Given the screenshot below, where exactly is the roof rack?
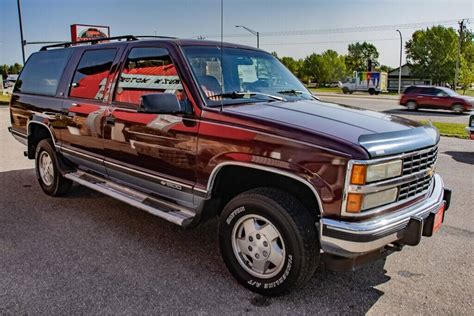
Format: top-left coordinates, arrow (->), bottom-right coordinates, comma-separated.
40,35 -> 138,51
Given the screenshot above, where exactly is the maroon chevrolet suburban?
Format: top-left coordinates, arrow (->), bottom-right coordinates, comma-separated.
9,36 -> 451,296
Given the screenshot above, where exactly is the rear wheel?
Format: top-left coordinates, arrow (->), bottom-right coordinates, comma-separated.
451,104 -> 464,114
35,139 -> 72,196
406,101 -> 418,111
368,88 -> 375,95
218,188 -> 319,296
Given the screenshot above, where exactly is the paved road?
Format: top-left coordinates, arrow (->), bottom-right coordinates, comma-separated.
318,94 -> 471,124
1,107 -> 473,314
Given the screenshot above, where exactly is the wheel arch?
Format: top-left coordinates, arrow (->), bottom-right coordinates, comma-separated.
205,161 -> 324,219
27,120 -> 57,159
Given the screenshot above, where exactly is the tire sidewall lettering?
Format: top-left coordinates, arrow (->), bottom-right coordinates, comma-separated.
226,206 -> 246,225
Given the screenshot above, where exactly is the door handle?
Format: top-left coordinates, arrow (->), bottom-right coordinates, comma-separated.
105,116 -> 115,126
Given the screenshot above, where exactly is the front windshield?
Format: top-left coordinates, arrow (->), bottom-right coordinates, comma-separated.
439,87 -> 457,96
182,46 -> 313,107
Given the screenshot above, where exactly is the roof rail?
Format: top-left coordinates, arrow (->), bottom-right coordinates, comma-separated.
40,35 -> 138,51
134,35 -> 178,39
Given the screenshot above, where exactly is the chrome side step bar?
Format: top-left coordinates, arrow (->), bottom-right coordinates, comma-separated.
64,170 -> 196,226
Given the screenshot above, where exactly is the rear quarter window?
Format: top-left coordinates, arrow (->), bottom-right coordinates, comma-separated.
14,49 -> 72,96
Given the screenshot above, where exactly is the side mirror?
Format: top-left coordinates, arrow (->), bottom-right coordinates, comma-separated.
138,93 -> 186,114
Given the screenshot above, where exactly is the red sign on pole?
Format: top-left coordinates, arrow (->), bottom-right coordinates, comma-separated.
70,24 -> 110,42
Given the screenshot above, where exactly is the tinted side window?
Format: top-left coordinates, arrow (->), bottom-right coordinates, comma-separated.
70,49 -> 117,100
425,88 -> 438,96
403,86 -> 416,94
114,47 -> 184,105
14,49 -> 72,96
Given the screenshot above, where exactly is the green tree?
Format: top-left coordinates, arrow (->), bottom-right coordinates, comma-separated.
320,50 -> 347,83
302,50 -> 347,85
1,63 -> 23,76
8,63 -> 22,74
459,58 -> 474,94
405,26 -> 457,85
345,42 -> 379,72
378,65 -> 393,73
280,56 -> 304,79
302,53 -> 323,84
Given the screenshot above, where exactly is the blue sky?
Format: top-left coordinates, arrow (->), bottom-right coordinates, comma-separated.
1,0 -> 472,67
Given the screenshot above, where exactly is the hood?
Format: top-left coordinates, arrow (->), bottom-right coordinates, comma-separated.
225,99 -> 439,158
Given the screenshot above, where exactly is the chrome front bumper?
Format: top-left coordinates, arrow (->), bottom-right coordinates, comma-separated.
320,174 -> 449,258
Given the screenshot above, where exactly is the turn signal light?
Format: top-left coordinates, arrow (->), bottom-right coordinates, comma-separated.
351,164 -> 367,185
346,193 -> 363,213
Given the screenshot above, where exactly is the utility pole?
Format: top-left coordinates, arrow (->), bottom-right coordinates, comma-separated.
454,19 -> 464,90
396,29 -> 403,94
17,0 -> 26,64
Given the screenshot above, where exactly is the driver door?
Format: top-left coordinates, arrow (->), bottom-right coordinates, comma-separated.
102,45 -> 199,207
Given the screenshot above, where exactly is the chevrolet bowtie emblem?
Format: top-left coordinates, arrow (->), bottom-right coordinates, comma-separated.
427,167 -> 434,177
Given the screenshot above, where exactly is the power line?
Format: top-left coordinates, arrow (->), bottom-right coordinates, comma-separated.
263,37 -> 400,46
190,19 -> 469,39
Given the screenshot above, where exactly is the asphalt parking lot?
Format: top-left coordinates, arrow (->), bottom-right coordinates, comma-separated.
1,106 -> 473,314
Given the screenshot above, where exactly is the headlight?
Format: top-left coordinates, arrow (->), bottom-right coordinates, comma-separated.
346,188 -> 398,213
350,160 -> 402,185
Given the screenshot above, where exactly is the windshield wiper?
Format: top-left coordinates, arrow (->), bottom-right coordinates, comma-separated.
278,89 -> 320,100
212,91 -> 286,102
277,89 -> 307,95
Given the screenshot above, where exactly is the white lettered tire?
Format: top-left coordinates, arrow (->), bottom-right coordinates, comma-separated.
218,188 -> 319,296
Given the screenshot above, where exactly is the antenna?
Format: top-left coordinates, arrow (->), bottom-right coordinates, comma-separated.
220,0 -> 224,112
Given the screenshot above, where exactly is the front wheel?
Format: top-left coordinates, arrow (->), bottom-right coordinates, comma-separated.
451,104 -> 464,114
218,188 -> 319,296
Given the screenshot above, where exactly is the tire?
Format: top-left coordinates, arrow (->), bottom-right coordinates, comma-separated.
406,101 -> 418,111
35,139 -> 72,196
368,88 -> 375,95
218,187 -> 319,296
451,104 -> 464,114
374,91 -> 380,95
342,87 -> 349,94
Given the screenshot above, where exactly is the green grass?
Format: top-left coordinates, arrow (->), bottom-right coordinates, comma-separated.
308,87 -> 341,93
0,94 -> 11,105
420,121 -> 469,139
456,89 -> 474,97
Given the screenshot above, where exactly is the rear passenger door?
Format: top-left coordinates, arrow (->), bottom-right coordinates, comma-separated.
60,47 -> 123,175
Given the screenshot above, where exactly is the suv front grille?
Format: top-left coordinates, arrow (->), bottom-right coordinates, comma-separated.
398,146 -> 438,202
402,146 -> 438,175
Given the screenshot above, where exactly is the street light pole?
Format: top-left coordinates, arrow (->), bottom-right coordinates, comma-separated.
17,0 -> 26,64
235,25 -> 259,48
396,29 -> 403,95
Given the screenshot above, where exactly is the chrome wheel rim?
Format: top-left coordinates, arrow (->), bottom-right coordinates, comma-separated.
407,102 -> 416,110
38,151 -> 54,186
231,214 -> 286,279
453,105 -> 463,113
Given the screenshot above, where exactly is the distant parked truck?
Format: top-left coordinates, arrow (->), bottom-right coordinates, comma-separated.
340,71 -> 388,95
